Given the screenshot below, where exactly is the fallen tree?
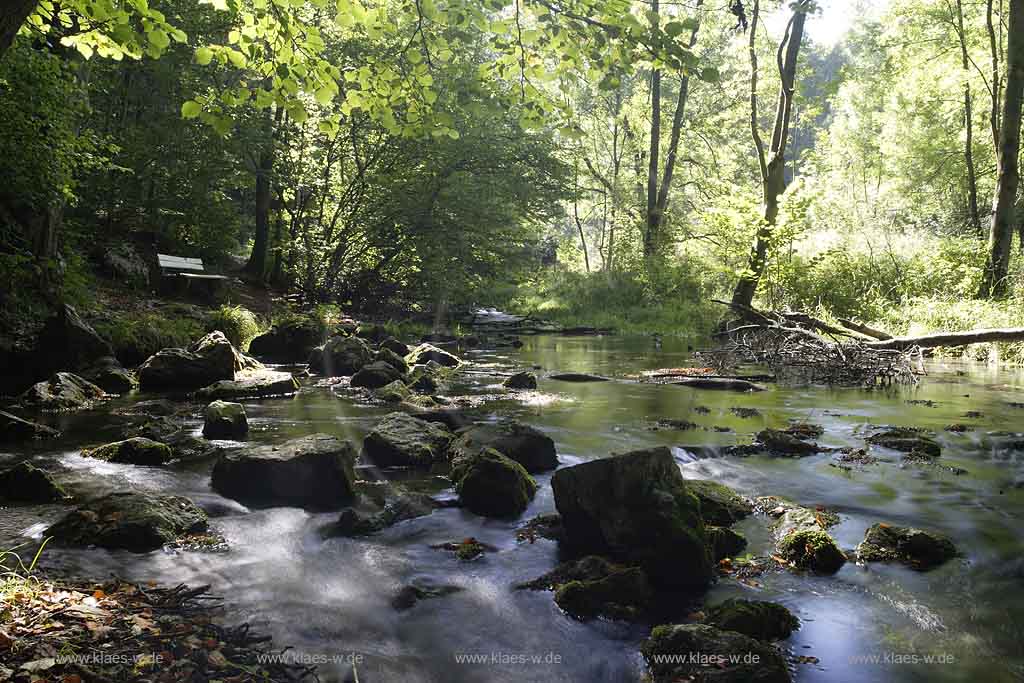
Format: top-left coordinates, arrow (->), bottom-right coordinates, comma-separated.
866,327 -> 1024,350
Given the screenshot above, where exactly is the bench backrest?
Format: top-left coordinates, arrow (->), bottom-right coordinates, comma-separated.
157,254 -> 205,272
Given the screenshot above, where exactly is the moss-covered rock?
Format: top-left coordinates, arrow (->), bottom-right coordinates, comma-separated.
374,348 -> 409,374
46,491 -> 208,552
326,490 -> 440,536
0,462 -> 69,503
351,361 -> 403,389
18,372 -> 107,411
196,371 -> 299,400
757,429 -> 821,456
406,343 -> 461,368
707,526 -> 748,562
778,529 -> 847,573
449,421 -> 558,473
0,410 -> 59,442
856,523 -> 957,570
375,379 -> 412,403
555,566 -> 653,621
307,335 -> 374,376
82,437 -> 173,465
202,400 -> 248,440
704,598 -> 799,641
391,582 -> 463,610
642,623 -> 792,683
551,447 -> 712,591
450,447 -> 536,518
379,337 -> 410,356
684,480 -> 753,526
866,428 -> 941,457
363,412 -> 453,467
407,366 -> 440,393
503,371 -> 538,390
138,331 -> 241,392
248,316 -> 325,362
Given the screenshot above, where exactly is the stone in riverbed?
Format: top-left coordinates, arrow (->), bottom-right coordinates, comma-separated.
138,331 -> 243,392
379,337 -> 410,357
211,434 -> 357,510
405,343 -> 461,368
866,428 -> 941,457
704,598 -> 800,641
362,412 -> 453,467
758,496 -> 846,574
642,624 -> 792,683
375,379 -> 411,403
0,410 -> 60,442
503,371 -> 538,390
518,555 -> 653,621
391,582 -> 463,610
325,489 -> 441,537
674,377 -> 766,392
683,479 -> 752,526
46,491 -> 208,552
856,523 -> 957,570
706,526 -> 748,562
449,421 -> 558,473
18,372 -> 107,411
307,335 -> 374,376
551,447 -> 711,591
374,348 -> 409,374
82,437 -> 173,465
196,370 -> 299,400
757,429 -> 822,457
450,447 -> 537,518
350,361 -> 403,389
80,356 -> 137,394
548,373 -> 608,382
0,462 -> 69,503
248,317 -> 324,362
203,401 -> 248,440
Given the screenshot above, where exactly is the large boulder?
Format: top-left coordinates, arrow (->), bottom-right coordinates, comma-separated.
138,331 -> 240,391
350,361 -> 403,389
0,410 -> 60,442
449,421 -> 558,473
856,523 -> 957,570
706,526 -> 748,562
80,356 -> 137,394
704,599 -> 800,641
18,372 -> 107,411
248,317 -> 324,362
362,412 -> 453,467
551,447 -> 711,590
307,335 -> 374,376
406,343 -> 461,368
379,337 -> 410,356
374,348 -> 409,374
203,401 -> 248,440
196,370 -> 299,400
34,304 -> 114,375
82,437 -> 173,465
101,243 -> 149,285
211,434 -> 358,510
642,624 -> 792,683
46,491 -> 207,552
758,496 -> 846,574
450,447 -> 537,518
684,480 -> 753,526
0,462 -> 69,503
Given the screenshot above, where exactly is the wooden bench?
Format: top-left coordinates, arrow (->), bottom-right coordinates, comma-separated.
157,253 -> 229,298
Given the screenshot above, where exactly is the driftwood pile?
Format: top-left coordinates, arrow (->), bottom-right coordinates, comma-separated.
708,300 -> 1024,386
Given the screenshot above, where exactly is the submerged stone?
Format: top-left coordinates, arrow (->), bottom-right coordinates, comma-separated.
758,496 -> 846,574
866,428 -> 941,457
519,555 -> 653,622
196,371 -> 299,400
757,429 -> 822,456
856,523 -> 957,570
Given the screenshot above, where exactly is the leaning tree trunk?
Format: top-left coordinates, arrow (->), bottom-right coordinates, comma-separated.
0,0 -> 37,62
979,0 -> 1023,298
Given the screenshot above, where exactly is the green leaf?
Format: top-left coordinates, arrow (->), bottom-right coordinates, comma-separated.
195,47 -> 213,65
181,100 -> 203,118
700,66 -> 720,83
315,87 -> 335,105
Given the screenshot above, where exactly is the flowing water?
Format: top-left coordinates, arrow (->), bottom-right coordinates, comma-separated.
3,334 -> 1024,682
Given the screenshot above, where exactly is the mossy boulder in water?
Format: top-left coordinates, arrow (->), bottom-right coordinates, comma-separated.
211,434 -> 357,510
351,361 -> 403,389
706,526 -> 748,561
449,421 -> 558,473
307,335 -> 374,376
46,491 -> 208,552
18,372 -> 107,411
0,462 -> 69,503
705,598 -> 800,641
642,623 -> 792,683
503,371 -> 538,390
450,447 -> 537,517
196,371 -> 299,400
379,337 -> 410,356
406,343 -> 461,368
866,428 -> 941,457
519,555 -> 653,621
684,479 -> 753,526
551,446 -> 712,591
756,429 -> 822,456
82,437 -> 173,465
363,412 -> 453,467
0,410 -> 59,442
374,348 -> 409,374
138,331 -> 242,391
326,489 -> 441,537
758,496 -> 846,574
202,400 -> 248,439
856,523 -> 957,570
375,380 -> 411,403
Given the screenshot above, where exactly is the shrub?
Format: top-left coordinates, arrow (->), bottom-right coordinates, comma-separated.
205,305 -> 261,350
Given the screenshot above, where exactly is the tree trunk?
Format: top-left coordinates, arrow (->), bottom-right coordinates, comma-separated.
955,0 -> 982,233
979,0 -> 1023,298
0,0 -> 37,62
732,2 -> 808,308
866,326 -> 1024,350
643,0 -> 661,262
245,107 -> 282,281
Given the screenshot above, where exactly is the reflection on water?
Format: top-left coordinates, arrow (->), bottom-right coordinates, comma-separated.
2,334 -> 1024,682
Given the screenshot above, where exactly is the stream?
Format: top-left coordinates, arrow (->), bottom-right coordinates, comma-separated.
3,333 -> 1024,682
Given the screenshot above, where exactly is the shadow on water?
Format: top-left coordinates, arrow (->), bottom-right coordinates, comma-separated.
3,333 -> 1024,682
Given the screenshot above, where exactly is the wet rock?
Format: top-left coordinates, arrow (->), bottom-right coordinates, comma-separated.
0,410 -> 60,442
519,555 -> 653,621
756,429 -> 821,456
117,399 -> 179,417
18,372 -> 107,411
81,356 -> 137,394
551,447 -> 711,590
757,496 -> 845,574
47,491 -> 208,552
945,423 -> 970,433
642,623 -> 791,683
363,412 -> 453,467
351,361 -> 403,389
431,537 -> 496,560
449,421 -> 558,473
202,401 -> 248,440
413,408 -> 472,431
707,526 -> 748,562
516,513 -> 564,543
379,337 -> 410,356
866,428 -> 941,458
138,332 -> 241,391
730,407 -> 761,419
450,447 -> 537,518
407,365 -> 441,394
374,348 -> 409,375
82,437 -> 173,466
783,422 -> 823,439
675,377 -> 766,392
196,371 -> 299,400
548,373 -> 608,382
406,343 -> 461,368
375,380 -> 411,403
684,480 -> 753,526
391,582 -> 463,610
326,490 -> 441,536
503,371 -> 538,390
307,335 -> 374,376
0,462 -> 69,503
654,418 -> 698,430
704,598 -> 799,641
856,523 -> 957,570
211,434 -> 357,510
248,317 -> 324,362
122,416 -> 222,461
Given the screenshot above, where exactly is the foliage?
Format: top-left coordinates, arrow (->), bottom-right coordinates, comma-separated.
93,311 -> 207,365
206,304 -> 262,349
